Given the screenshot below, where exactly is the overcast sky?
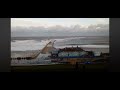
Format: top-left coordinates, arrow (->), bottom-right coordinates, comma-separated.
11,18 -> 109,37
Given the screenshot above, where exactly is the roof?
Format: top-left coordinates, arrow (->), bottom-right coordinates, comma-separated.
59,47 -> 84,52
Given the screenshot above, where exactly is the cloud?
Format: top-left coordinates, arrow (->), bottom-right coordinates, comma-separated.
11,18 -> 109,28
95,18 -> 109,24
11,24 -> 109,37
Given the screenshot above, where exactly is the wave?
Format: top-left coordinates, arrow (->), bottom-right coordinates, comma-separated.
11,40 -> 50,51
11,36 -> 109,51
55,45 -> 109,48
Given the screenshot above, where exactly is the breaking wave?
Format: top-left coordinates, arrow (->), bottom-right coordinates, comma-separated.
11,40 -> 50,51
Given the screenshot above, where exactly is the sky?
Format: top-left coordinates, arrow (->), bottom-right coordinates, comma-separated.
11,18 -> 109,37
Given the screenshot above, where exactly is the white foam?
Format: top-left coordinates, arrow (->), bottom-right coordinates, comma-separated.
11,40 -> 50,51
53,37 -> 86,43
79,45 -> 109,48
55,45 -> 109,49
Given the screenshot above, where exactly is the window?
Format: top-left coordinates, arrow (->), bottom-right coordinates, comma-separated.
69,52 -> 79,56
79,51 -> 87,56
58,52 -> 68,57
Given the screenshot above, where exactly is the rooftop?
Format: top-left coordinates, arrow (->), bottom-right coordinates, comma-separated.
59,46 -> 84,52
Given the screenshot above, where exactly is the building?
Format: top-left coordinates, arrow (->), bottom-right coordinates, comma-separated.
50,46 -> 97,64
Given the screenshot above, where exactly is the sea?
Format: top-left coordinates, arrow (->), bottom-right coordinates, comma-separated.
11,36 -> 109,53
11,36 -> 109,65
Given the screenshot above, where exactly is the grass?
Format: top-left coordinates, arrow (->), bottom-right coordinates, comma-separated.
11,63 -> 108,72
